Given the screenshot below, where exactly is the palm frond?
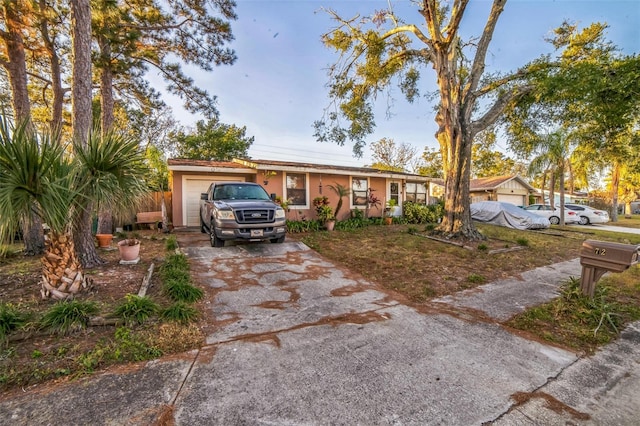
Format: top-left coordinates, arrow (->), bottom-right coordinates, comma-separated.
73,128 -> 151,217
0,118 -> 77,238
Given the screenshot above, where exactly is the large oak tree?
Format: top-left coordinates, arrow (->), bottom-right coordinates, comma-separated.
315,0 -> 535,239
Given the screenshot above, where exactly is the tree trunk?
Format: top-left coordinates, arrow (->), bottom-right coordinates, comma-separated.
38,0 -> 64,132
41,231 -> 89,300
99,38 -> 115,133
433,73 -> 482,240
70,0 -> 92,144
3,2 -> 31,123
73,205 -> 104,268
548,173 -> 556,208
96,36 -> 115,234
97,210 -> 113,235
437,123 -> 483,239
559,168 -> 565,225
70,0 -> 100,266
611,162 -> 620,222
23,214 -> 45,256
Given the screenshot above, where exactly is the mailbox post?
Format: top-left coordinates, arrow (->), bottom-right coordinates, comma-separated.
579,240 -> 640,297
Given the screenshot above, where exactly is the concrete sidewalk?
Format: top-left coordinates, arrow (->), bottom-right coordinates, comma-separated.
0,235 -> 638,425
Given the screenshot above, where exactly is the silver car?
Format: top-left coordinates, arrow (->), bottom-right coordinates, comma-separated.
564,204 -> 610,225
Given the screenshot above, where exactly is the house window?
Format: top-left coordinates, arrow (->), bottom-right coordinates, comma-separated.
406,182 -> 427,204
286,173 -> 307,206
352,178 -> 368,206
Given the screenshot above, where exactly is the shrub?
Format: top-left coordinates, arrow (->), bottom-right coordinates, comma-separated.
161,302 -> 200,324
403,201 -> 444,224
163,253 -> 189,271
0,303 -> 29,345
163,280 -> 204,303
165,235 -> 178,251
516,237 -> 529,246
40,300 -> 99,334
113,294 -> 159,325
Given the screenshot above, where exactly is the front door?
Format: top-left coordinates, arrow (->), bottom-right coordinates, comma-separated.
389,181 -> 401,216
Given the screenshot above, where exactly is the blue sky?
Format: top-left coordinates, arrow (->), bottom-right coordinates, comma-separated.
166,0 -> 640,168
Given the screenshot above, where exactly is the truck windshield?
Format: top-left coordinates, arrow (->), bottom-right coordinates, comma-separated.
213,184 -> 271,201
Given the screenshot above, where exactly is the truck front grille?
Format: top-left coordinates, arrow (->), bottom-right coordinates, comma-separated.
236,209 -> 274,223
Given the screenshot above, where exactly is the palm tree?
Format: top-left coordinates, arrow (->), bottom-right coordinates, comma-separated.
327,183 -> 351,220
73,128 -> 150,267
0,118 -> 149,299
528,130 -> 575,225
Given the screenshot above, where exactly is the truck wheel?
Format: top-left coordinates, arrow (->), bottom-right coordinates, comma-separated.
270,236 -> 285,244
210,232 -> 225,247
209,224 -> 225,247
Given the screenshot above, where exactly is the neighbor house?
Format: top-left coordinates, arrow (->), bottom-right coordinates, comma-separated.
168,158 -> 435,227
469,175 -> 537,205
429,175 -> 538,206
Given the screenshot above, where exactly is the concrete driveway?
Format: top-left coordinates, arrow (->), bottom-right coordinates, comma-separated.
1,230 -> 639,425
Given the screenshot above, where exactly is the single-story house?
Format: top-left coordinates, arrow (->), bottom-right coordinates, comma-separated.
168,158 -> 436,227
469,175 -> 537,205
429,175 -> 538,206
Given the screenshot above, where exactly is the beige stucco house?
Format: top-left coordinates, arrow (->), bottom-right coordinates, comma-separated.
469,175 -> 537,205
168,158 -> 434,227
429,175 -> 538,206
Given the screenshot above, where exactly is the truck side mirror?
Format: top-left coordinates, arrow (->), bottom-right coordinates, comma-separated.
270,193 -> 277,201
200,193 -> 207,200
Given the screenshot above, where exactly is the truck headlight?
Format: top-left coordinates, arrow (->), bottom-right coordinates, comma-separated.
275,208 -> 285,219
216,210 -> 235,220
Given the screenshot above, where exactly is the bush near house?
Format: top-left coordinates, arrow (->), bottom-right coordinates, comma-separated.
403,201 -> 445,224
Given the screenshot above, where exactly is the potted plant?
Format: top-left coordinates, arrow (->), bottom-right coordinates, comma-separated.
117,237 -> 141,262
316,205 -> 336,231
95,233 -> 113,247
384,199 -> 398,225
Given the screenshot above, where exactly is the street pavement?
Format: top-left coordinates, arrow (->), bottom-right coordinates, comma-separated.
0,229 -> 639,425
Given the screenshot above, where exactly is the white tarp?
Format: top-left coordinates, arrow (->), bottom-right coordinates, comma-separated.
471,201 -> 550,230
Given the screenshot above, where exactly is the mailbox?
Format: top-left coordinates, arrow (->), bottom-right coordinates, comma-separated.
579,240 -> 640,297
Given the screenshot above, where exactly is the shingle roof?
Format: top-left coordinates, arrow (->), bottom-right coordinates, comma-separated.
167,159 -> 241,168
168,158 -> 429,180
470,175 -> 535,191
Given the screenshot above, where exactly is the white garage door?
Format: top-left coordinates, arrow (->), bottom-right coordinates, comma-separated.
498,194 -> 525,206
183,177 -> 244,227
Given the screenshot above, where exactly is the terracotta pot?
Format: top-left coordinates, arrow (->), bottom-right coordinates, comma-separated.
117,239 -> 140,261
325,220 -> 336,231
384,217 -> 393,225
96,234 -> 113,247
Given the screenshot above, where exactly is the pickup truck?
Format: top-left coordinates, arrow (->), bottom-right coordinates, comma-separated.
199,182 -> 286,247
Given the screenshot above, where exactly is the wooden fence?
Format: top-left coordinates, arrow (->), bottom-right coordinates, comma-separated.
118,192 -> 172,228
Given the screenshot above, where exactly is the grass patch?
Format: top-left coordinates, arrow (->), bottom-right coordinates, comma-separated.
508,275 -> 640,353
165,235 -> 179,251
113,294 -> 159,325
0,303 -> 30,345
163,280 -> 204,303
298,223 -> 591,301
40,300 -> 99,334
161,302 -> 200,324
467,274 -> 486,284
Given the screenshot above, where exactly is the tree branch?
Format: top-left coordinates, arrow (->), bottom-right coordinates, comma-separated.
443,0 -> 470,44
466,0 -> 506,96
470,85 -> 533,135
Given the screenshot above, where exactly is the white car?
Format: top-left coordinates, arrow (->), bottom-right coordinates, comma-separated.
522,204 -> 581,225
564,204 -> 610,225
